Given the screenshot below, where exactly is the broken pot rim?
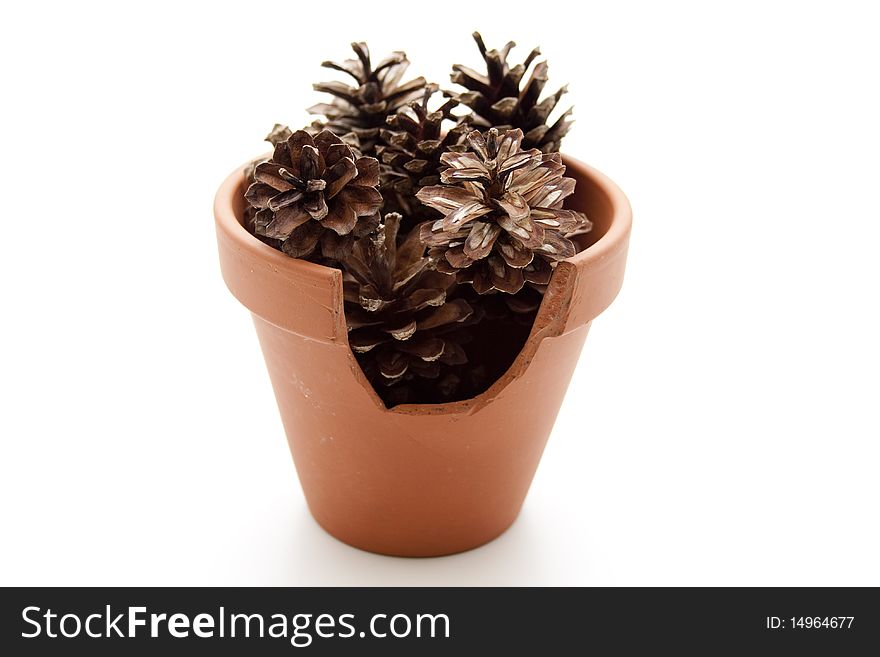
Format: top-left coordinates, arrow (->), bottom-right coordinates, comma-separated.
215,154 -> 631,416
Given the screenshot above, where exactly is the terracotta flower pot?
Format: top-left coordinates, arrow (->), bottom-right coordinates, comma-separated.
214,156 -> 631,557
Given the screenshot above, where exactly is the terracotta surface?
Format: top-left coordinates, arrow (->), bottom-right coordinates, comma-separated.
214,156 -> 632,557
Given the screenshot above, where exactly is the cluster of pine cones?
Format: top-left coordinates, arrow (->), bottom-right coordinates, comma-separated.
244,33 -> 592,406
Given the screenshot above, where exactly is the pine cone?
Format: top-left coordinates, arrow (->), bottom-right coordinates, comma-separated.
416,127 -> 591,294
244,129 -> 382,261
376,88 -> 468,218
308,42 -> 428,154
449,32 -> 572,153
342,213 -> 473,391
378,88 -> 467,186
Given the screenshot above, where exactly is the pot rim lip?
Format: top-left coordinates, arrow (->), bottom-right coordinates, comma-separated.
215,154 -> 631,415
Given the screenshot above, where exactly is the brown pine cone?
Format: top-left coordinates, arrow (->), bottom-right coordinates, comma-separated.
308,42 -> 428,155
378,88 -> 468,185
342,213 -> 473,392
376,87 -> 468,219
244,129 -> 382,261
416,127 -> 591,294
449,32 -> 572,153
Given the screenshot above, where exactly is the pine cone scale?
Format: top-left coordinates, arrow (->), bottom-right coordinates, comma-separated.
463,221 -> 501,260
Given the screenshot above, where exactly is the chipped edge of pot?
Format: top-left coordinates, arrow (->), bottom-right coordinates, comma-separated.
214,155 -> 632,417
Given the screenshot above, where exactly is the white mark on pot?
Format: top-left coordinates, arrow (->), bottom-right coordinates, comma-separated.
319,435 -> 334,445
290,372 -> 313,398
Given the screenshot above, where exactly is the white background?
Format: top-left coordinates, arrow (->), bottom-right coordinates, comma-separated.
1,1 -> 878,586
